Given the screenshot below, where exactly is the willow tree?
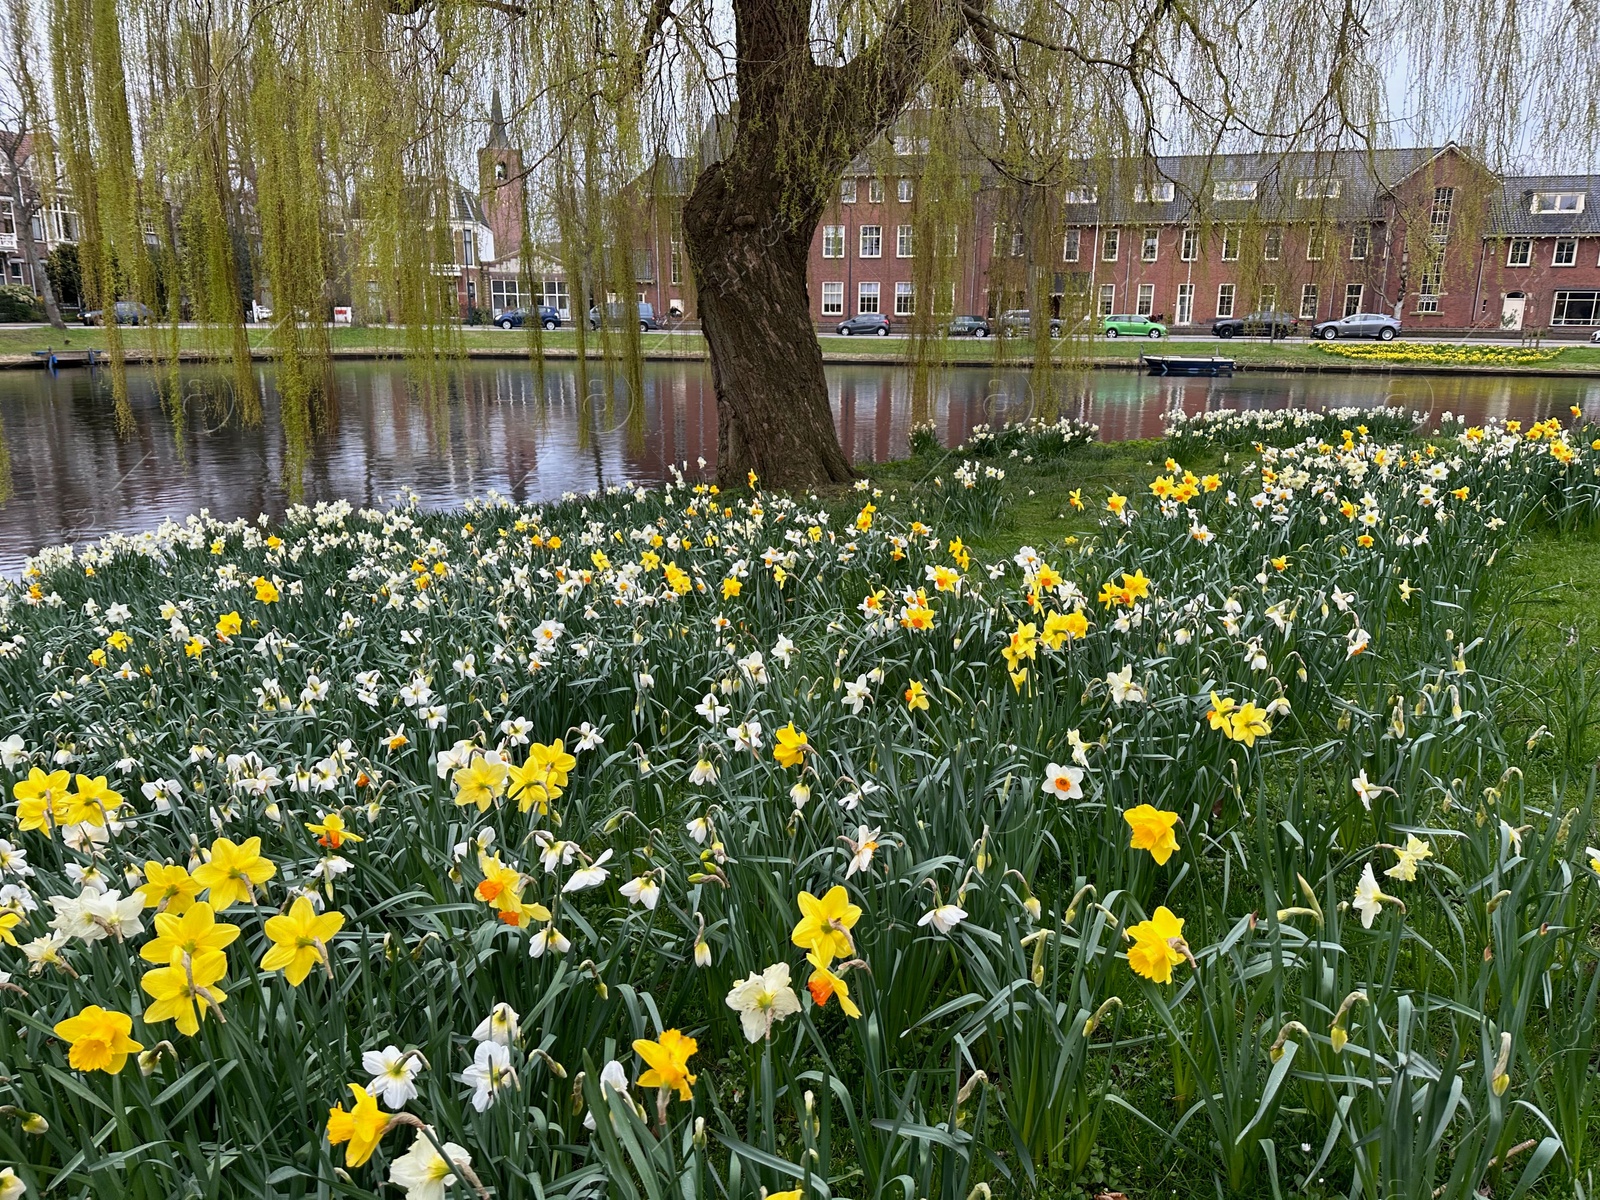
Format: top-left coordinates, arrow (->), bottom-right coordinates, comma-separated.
45,0 -> 1596,487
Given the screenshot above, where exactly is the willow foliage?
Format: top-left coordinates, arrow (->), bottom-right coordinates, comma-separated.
37,0 -> 1600,487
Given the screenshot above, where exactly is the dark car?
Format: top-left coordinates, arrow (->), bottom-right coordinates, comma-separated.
998,309 -> 1062,338
496,305 -> 562,331
1212,310 -> 1301,338
588,302 -> 660,332
948,315 -> 991,338
835,313 -> 891,336
1312,312 -> 1401,341
82,301 -> 155,327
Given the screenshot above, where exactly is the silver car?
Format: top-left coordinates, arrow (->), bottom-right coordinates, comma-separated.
1312,312 -> 1401,341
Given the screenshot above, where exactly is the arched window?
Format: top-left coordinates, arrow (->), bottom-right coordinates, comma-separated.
494,161 -> 507,182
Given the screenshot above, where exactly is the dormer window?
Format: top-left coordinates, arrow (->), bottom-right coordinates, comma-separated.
1531,191 -> 1585,214
1134,181 -> 1174,203
1295,177 -> 1341,199
1062,186 -> 1097,205
1213,180 -> 1258,201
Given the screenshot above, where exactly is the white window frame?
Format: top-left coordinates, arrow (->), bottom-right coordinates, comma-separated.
822,225 -> 845,259
1213,180 -> 1258,201
1262,226 -> 1282,261
1102,228 -> 1120,262
857,282 -> 880,314
894,281 -> 915,316
1551,290 -> 1600,325
1299,283 -> 1319,320
1221,226 -> 1239,261
859,225 -> 882,258
1430,187 -> 1455,241
821,282 -> 844,316
896,225 -> 913,258
1305,226 -> 1325,261
1063,187 -> 1097,205
1506,238 -> 1532,267
1180,227 -> 1198,262
897,177 -> 913,203
1134,181 -> 1175,203
1554,237 -> 1578,267
1136,283 -> 1155,316
1258,285 -> 1278,313
1140,228 -> 1159,263
840,178 -> 857,204
1343,284 -> 1363,316
1531,191 -> 1585,214
867,178 -> 884,204
1062,227 -> 1081,263
1417,266 -> 1442,312
1216,283 -> 1236,318
1175,282 -> 1194,325
1350,225 -> 1369,260
1097,283 -> 1114,316
1295,177 -> 1342,199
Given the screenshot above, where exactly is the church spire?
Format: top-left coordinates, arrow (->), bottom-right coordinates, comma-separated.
487,88 -> 511,150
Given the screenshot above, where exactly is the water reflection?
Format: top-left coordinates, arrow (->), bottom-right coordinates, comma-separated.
0,359 -> 1595,572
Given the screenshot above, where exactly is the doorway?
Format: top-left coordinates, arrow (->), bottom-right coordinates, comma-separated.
1500,292 -> 1526,332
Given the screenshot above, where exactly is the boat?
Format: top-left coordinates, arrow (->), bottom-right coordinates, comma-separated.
1141,354 -> 1235,376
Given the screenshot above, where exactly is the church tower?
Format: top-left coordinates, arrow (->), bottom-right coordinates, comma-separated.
478,90 -> 526,265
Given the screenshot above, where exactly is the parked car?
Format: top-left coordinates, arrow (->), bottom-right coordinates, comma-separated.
496,306 -> 562,331
835,313 -> 891,336
1212,311 -> 1300,338
1311,312 -> 1401,341
588,301 -> 661,332
1103,313 -> 1166,339
81,301 -> 155,327
998,310 -> 1062,338
1590,329 -> 1599,343
947,315 -> 991,338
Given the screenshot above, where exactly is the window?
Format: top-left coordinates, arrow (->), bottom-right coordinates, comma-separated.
1350,225 -> 1370,260
1262,226 -> 1282,261
1554,237 -> 1578,266
461,228 -> 475,266
1221,227 -> 1239,261
1102,228 -> 1120,261
1430,187 -> 1455,241
490,278 -> 522,310
1213,180 -> 1258,201
1417,265 -> 1441,312
1175,283 -> 1194,325
898,178 -> 913,203
857,282 -> 880,313
633,249 -> 653,281
1134,180 -> 1175,203
894,282 -> 915,315
1136,283 -> 1155,316
892,135 -> 926,155
822,225 -> 845,258
1097,284 -> 1115,316
1532,191 -> 1585,214
821,282 -> 844,316
1344,283 -> 1363,316
1141,228 -> 1159,262
1180,227 -> 1198,261
896,224 -> 913,257
868,178 -> 884,204
1299,284 -> 1319,320
7,262 -> 18,282
1306,226 -> 1325,260
1258,285 -> 1278,313
841,178 -> 857,204
1506,238 -> 1532,267
670,243 -> 683,285
494,161 -> 507,182
1062,227 -> 1081,263
1011,227 -> 1025,258
538,279 -> 570,315
1063,186 -> 1098,205
1216,283 -> 1236,318
1296,177 -> 1342,199
859,225 -> 882,258
1552,290 -> 1600,325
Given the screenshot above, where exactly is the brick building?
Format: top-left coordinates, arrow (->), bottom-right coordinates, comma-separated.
627,136 -> 1600,337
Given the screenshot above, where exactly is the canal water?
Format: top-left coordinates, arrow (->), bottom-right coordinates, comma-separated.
1,359 -> 1595,572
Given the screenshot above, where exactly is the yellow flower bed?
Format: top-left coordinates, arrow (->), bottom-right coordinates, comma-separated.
1317,342 -> 1561,365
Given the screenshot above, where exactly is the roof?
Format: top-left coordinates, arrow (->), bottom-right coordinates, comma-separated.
1490,174 -> 1600,236
486,91 -> 512,151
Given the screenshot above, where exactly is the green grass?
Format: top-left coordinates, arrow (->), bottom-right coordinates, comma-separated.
5,322 -> 1600,373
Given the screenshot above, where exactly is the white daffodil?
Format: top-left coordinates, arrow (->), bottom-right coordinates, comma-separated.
363,1045 -> 423,1109
389,1130 -> 472,1200
562,849 -> 613,893
724,963 -> 802,1043
918,903 -> 968,935
471,1002 -> 520,1046
1105,665 -> 1145,706
1040,763 -> 1084,800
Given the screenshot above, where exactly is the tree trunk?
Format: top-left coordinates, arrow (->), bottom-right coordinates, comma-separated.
9,165 -> 64,329
682,157 -> 853,489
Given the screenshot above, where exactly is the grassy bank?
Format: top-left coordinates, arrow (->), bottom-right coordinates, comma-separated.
4,322 -> 1600,373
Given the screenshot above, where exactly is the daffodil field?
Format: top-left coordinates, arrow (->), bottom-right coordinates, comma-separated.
2,411 -> 1600,1200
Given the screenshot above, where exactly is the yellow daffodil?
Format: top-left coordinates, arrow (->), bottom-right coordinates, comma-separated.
193,837 -> 276,910
141,948 -> 229,1036
53,1005 -> 143,1074
215,611 -> 242,639
138,862 -> 203,915
1228,702 -> 1272,747
791,885 -> 861,966
326,1082 -> 389,1167
260,896 -> 345,986
305,811 -> 362,849
634,1028 -> 698,1100
1126,906 -> 1188,984
252,576 -> 280,603
453,753 -> 510,812
1123,804 -> 1180,865
773,723 -> 809,768
904,681 -> 929,712
13,767 -> 70,834
59,775 -> 124,827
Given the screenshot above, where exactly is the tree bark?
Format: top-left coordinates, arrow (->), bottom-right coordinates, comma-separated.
6,159 -> 64,329
682,158 -> 852,489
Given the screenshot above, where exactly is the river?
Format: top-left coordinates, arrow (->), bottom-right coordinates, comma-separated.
0,359 -> 1595,572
